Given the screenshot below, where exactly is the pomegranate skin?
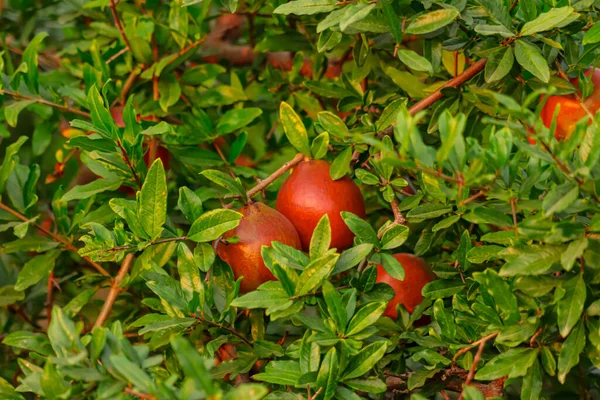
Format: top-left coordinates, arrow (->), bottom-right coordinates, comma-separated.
375,253 -> 436,319
276,159 -> 366,251
541,68 -> 600,141
215,202 -> 301,293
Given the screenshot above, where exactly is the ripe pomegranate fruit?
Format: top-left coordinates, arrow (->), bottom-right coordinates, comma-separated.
375,253 -> 436,319
215,202 -> 301,293
276,159 -> 365,251
541,68 -> 600,141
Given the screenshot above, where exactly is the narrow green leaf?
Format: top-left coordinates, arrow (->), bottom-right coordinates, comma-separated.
343,341 -> 388,379
557,274 -> 586,338
139,159 -> 167,240
557,320 -> 586,384
188,209 -> 243,243
15,250 -> 61,291
280,102 -> 310,156
310,215 -> 332,259
514,40 -> 550,83
405,8 -> 460,35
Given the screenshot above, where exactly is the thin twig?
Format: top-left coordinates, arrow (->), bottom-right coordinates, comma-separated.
390,198 -> 406,224
246,153 -> 305,198
106,47 -> 129,65
94,254 -> 135,328
116,140 -> 142,190
379,59 -> 488,137
0,202 -> 110,277
510,197 -> 518,238
459,189 -> 487,206
124,387 -> 156,400
190,313 -> 253,347
0,90 -> 90,117
109,0 -> 132,51
458,332 -> 495,400
164,37 -> 207,70
120,67 -> 140,104
46,270 -> 55,325
453,332 -> 499,362
99,236 -> 186,254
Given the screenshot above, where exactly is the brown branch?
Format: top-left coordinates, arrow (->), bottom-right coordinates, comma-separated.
94,253 -> 134,328
390,198 -> 406,224
246,153 -> 305,198
99,236 -> 186,254
109,0 -> 132,51
0,202 -> 110,277
190,313 -> 253,347
164,37 -> 207,70
379,59 -> 488,137
453,332 -> 499,362
106,47 -> 129,65
120,67 -> 140,104
459,189 -> 487,206
510,197 -> 518,238
124,387 -> 156,400
0,90 -> 90,117
116,140 -> 142,190
458,331 -> 494,400
46,270 -> 55,325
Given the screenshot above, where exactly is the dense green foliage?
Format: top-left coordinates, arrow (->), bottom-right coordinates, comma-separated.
2,0 -> 600,399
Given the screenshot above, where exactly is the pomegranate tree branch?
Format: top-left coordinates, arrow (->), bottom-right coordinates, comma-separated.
458,332 -> 497,400
109,0 -> 132,51
190,313 -> 253,347
390,198 -> 406,224
94,253 -> 134,328
453,331 -> 499,361
0,90 -> 91,117
246,153 -> 305,198
116,140 -> 142,190
0,201 -> 110,277
99,236 -> 187,254
164,37 -> 207,69
379,59 -> 488,137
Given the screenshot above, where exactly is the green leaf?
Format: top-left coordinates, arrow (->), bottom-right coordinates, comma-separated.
22,32 -> 48,94
485,46 -> 514,83
341,212 -> 379,246
139,159 -> 167,240
380,224 -> 409,250
178,187 -> 203,222
340,3 -> 376,32
188,209 -> 243,242
473,269 -> 520,324
201,170 -> 247,203
557,274 -> 586,338
310,215 -> 332,259
273,0 -> 336,15
583,22 -> 600,45
343,341 -> 388,379
514,40 -> 550,83
381,0 -> 402,43
561,237 -> 588,271
138,317 -> 195,334
397,49 -> 433,75
316,347 -> 338,400
422,279 -> 464,298
2,331 -> 52,356
405,8 -> 460,35
177,243 -> 202,300
224,384 -> 268,400
0,136 -> 27,196
344,377 -> 386,393
333,243 -> 374,274
41,362 -> 70,398
158,73 -> 181,112
475,348 -> 538,380
86,85 -> 117,140
280,102 -> 310,156
110,354 -> 153,392
499,245 -> 563,276
407,204 -> 453,220
216,108 -> 262,135
5,100 -> 35,128
231,288 -> 290,309
380,253 -> 405,280
169,0 -> 188,49
61,177 -> 124,202
346,301 -> 386,336
295,253 -> 338,296
466,245 -> 503,264
318,111 -> 349,138
311,132 -> 329,159
329,147 -> 353,181
478,0 -> 511,28
557,320 -> 586,384
322,281 -> 347,333
521,359 -> 542,400
15,250 -> 61,291
542,182 -> 579,217
521,7 -> 577,36
194,243 -> 215,273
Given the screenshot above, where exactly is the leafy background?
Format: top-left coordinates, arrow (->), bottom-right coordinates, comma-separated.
1,0 -> 600,399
